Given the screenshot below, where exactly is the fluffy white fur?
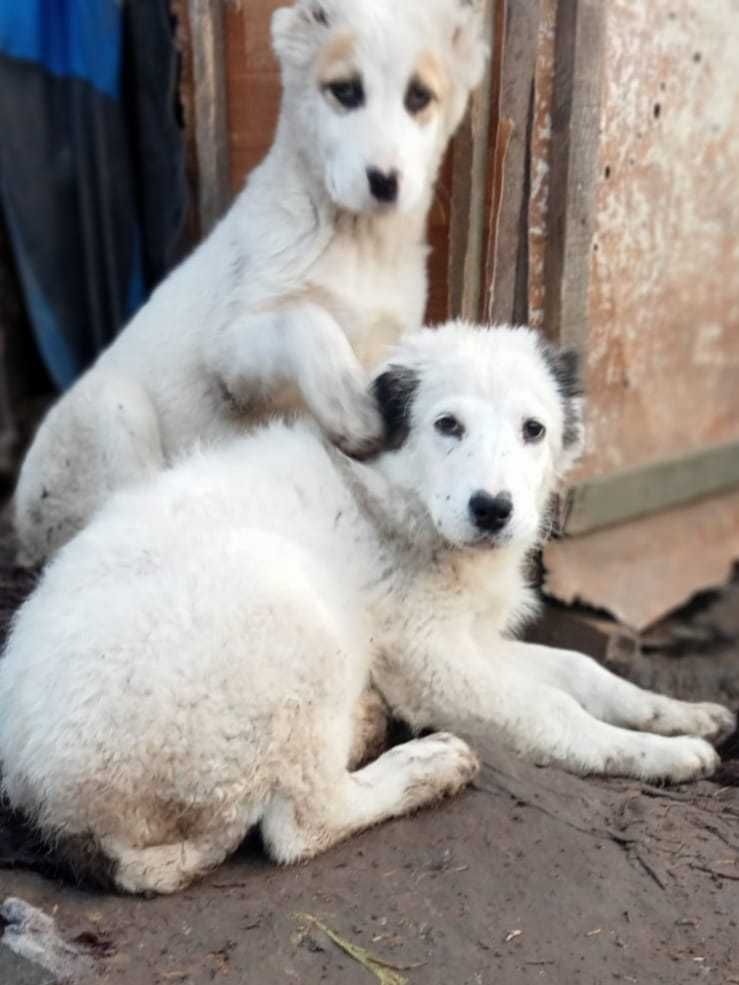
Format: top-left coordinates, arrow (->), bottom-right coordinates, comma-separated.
13,0 -> 487,566
0,323 -> 734,896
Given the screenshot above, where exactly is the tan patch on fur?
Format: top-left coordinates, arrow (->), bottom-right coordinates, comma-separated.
317,30 -> 356,85
412,51 -> 450,126
254,283 -> 342,320
243,285 -> 346,423
348,688 -> 390,769
355,313 -> 405,369
255,285 -> 404,371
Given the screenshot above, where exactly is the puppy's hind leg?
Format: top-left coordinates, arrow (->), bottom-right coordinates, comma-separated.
14,371 -> 164,565
103,814 -> 255,896
261,733 -> 479,864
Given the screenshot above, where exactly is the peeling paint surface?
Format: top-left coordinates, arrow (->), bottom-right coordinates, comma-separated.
581,0 -> 739,479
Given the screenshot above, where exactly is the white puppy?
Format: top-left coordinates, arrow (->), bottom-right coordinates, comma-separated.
13,0 -> 488,566
0,323 -> 733,896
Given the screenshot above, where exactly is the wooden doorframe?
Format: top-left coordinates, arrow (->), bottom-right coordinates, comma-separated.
182,0 -> 231,236
542,0 -> 605,350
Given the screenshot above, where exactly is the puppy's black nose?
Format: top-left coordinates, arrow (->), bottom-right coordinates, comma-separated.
469,491 -> 513,533
367,167 -> 399,203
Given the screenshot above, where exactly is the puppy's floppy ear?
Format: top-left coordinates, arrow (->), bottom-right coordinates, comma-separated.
540,343 -> 586,473
372,365 -> 420,451
451,0 -> 489,91
272,2 -> 331,67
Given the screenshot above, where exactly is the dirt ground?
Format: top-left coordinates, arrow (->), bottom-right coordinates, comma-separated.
0,517 -> 737,985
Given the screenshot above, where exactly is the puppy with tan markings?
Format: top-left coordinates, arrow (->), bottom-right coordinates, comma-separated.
14,0 -> 488,566
0,323 -> 733,896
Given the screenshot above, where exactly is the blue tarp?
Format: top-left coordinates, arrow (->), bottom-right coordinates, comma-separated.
0,0 -> 185,389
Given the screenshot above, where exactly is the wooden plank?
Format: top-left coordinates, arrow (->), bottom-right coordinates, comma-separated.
565,440 -> 739,536
527,0 -> 557,331
187,0 -> 231,233
483,0 -> 542,326
447,0 -> 496,322
226,0 -> 281,191
171,0 -> 200,244
542,0 -> 605,348
426,151 -> 454,324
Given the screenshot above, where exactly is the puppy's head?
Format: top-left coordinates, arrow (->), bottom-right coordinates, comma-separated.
272,0 -> 488,214
372,322 -> 585,551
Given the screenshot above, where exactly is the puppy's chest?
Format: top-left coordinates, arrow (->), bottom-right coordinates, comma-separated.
310,237 -> 426,370
369,553 -> 516,652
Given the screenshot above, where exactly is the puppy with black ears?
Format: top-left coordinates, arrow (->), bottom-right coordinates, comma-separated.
1,322 -> 733,897
14,0 -> 489,566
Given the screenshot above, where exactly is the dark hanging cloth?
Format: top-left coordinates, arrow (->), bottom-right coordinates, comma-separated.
0,0 -> 187,390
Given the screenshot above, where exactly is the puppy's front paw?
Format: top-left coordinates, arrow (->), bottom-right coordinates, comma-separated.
635,735 -> 720,783
647,698 -> 736,746
684,703 -> 736,745
659,736 -> 720,782
395,732 -> 480,806
323,372 -> 384,459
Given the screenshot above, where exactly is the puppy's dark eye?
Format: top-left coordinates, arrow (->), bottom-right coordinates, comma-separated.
325,77 -> 365,110
405,80 -> 434,115
435,414 -> 465,439
523,419 -> 546,443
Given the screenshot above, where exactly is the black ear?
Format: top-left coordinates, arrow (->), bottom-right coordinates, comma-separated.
550,348 -> 583,401
372,365 -> 420,451
553,349 -> 584,450
538,342 -> 585,450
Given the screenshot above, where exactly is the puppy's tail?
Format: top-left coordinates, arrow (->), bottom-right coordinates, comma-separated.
0,808 -> 119,891
54,831 -> 120,890
1,804 -> 196,895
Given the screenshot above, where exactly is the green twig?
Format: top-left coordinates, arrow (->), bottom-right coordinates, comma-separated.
295,912 -> 424,985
